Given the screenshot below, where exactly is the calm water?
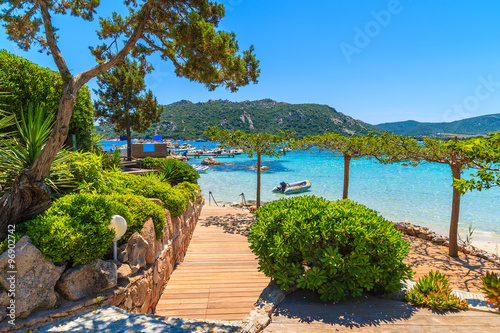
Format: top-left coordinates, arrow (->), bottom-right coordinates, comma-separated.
100,140 -> 500,242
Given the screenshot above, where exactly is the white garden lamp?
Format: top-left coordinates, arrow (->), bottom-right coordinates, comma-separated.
109,215 -> 127,261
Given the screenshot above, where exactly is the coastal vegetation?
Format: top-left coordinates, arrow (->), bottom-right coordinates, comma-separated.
0,50 -> 94,151
248,196 -> 414,301
141,157 -> 200,186
481,272 -> 500,312
377,114 -> 500,137
405,270 -> 469,311
96,99 -> 383,140
94,58 -> 164,160
0,0 -> 259,236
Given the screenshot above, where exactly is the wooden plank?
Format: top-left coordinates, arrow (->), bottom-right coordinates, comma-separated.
154,206 -> 268,320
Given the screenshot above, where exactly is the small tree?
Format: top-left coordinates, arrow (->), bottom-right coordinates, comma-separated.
204,127 -> 291,208
378,134 -> 491,257
94,58 -> 164,160
308,133 -> 377,199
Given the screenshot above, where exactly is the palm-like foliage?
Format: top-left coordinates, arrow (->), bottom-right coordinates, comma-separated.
0,104 -> 73,196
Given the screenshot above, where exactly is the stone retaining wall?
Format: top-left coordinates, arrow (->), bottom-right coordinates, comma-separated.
0,197 -> 203,332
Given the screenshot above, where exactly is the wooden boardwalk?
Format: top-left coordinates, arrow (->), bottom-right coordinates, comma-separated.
155,206 -> 270,321
265,291 -> 500,333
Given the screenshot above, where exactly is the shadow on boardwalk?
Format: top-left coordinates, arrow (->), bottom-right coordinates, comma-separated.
272,291 -> 419,329
199,212 -> 255,236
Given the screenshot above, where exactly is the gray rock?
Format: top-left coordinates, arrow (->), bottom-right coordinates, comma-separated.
141,217 -> 157,265
0,236 -> 65,318
56,259 -> 117,301
126,233 -> 149,273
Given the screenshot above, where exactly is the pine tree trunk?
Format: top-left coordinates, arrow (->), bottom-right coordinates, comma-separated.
448,165 -> 462,257
126,112 -> 132,160
256,152 -> 261,208
343,154 -> 352,200
0,84 -> 77,241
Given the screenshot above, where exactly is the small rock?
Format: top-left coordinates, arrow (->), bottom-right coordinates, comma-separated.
117,263 -> 133,279
56,259 -> 117,301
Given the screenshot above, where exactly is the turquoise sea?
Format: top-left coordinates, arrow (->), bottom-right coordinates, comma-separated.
100,140 -> 500,244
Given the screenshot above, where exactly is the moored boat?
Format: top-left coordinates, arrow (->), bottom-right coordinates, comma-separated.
272,180 -> 311,194
192,164 -> 209,173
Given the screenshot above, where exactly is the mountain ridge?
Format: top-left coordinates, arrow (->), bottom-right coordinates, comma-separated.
95,98 -> 383,140
377,114 -> 500,137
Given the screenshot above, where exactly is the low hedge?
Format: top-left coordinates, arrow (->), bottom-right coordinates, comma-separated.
25,193 -> 129,266
110,193 -> 165,241
102,172 -> 189,217
248,196 -> 414,301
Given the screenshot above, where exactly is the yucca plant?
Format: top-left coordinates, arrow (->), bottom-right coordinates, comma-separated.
102,148 -> 122,170
405,270 -> 469,311
0,104 -> 73,197
481,272 -> 500,313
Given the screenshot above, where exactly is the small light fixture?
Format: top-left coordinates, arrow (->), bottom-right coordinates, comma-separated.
109,215 -> 127,261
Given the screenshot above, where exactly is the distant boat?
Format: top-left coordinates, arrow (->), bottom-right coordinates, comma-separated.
192,164 -> 209,173
272,180 -> 311,194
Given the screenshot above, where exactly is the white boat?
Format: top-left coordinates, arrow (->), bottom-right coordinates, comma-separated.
272,180 -> 311,194
192,164 -> 209,173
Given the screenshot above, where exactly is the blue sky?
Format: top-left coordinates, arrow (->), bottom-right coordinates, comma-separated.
2,0 -> 500,124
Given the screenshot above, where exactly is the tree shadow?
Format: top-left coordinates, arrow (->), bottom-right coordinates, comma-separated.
199,212 -> 255,236
273,291 -> 421,329
402,235 -> 500,293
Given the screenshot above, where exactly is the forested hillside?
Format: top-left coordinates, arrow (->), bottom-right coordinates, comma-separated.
377,114 -> 500,137
95,99 -> 382,139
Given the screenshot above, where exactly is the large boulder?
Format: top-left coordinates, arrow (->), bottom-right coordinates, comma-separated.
141,218 -> 157,265
0,236 -> 65,318
126,233 -> 149,273
201,156 -> 224,166
56,259 -> 117,301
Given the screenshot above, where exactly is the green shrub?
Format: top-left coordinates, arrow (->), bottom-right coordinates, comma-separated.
141,156 -> 163,169
405,270 -> 469,311
141,158 -> 199,186
69,152 -> 105,192
0,50 -> 94,151
102,172 -> 187,217
110,194 -> 165,240
481,272 -> 500,313
174,182 -> 202,202
162,187 -> 188,217
25,193 -> 129,266
248,196 -> 414,301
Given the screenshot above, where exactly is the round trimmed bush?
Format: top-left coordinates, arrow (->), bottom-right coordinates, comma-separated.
110,194 -> 165,241
248,196 -> 414,301
25,193 -> 129,266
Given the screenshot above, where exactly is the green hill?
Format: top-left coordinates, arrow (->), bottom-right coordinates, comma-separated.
377,114 -> 500,137
96,99 -> 383,140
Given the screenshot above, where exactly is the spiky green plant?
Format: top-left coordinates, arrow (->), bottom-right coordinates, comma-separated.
405,270 -> 469,311
0,104 -> 73,196
481,272 -> 500,313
